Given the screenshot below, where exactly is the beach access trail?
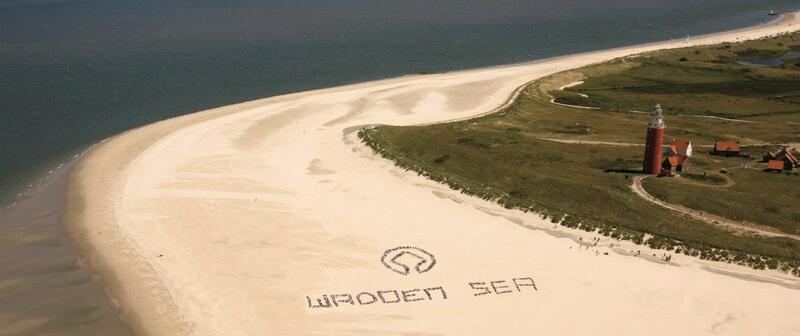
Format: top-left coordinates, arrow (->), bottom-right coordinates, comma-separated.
66,14 -> 800,336
631,175 -> 800,241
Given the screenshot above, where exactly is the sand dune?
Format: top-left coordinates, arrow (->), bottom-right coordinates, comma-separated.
66,14 -> 800,336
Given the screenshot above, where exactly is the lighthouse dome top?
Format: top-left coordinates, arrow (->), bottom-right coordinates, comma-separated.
648,104 -> 665,129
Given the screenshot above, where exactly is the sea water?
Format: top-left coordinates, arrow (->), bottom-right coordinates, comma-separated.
1,0 -> 800,206
1,0 -> 799,334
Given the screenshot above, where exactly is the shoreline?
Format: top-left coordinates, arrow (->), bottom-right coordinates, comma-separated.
66,13 -> 800,336
0,151 -> 133,335
0,9 -> 793,212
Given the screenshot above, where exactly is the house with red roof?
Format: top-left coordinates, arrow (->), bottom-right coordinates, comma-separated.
662,138 -> 693,175
712,140 -> 741,157
763,147 -> 800,172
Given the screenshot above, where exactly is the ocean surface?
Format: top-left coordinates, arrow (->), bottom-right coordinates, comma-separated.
1,0 -> 799,334
1,0 -> 800,206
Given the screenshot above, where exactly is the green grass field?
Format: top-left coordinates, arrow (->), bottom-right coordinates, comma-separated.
645,168 -> 800,235
361,31 -> 800,275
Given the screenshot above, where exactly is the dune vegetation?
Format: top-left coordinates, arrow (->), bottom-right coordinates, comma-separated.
361,31 -> 800,275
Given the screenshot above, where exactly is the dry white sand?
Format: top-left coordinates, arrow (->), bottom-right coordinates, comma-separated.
66,14 -> 800,336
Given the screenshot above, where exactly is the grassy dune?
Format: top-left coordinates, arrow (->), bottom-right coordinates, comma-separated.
361,32 -> 800,274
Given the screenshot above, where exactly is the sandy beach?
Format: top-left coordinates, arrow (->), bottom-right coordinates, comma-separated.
65,13 -> 800,336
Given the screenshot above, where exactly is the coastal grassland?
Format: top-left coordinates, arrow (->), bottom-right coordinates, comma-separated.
642,145 -> 800,237
361,31 -> 800,275
554,32 -> 800,123
644,168 -> 800,235
360,123 -> 800,272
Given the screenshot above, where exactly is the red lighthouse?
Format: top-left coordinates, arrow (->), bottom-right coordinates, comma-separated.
642,104 -> 665,174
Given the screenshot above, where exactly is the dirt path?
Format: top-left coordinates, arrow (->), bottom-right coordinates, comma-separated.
548,88 -> 761,123
540,137 -> 782,148
540,138 -> 643,146
631,175 -> 800,241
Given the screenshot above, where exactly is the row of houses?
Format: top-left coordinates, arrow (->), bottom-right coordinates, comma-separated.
659,138 -> 799,175
642,107 -> 798,175
710,139 -> 799,172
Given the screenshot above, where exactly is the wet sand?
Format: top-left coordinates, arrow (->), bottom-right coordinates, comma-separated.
61,12 -> 800,336
0,158 -> 133,336
0,11 -> 788,336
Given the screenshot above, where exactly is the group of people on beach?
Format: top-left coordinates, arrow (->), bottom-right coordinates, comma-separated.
569,236 -> 674,261
568,235 -> 678,262
570,237 -> 610,256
